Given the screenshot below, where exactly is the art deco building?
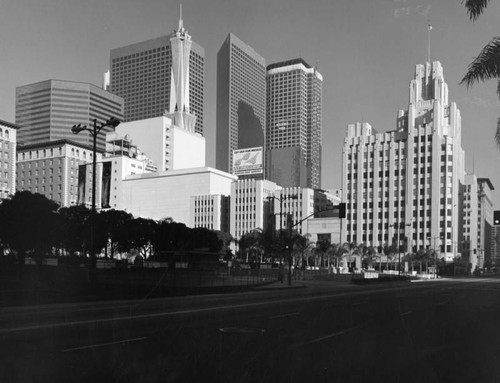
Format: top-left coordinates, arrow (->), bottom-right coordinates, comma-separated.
109,13 -> 204,135
266,58 -> 322,189
342,61 -> 465,261
15,80 -> 124,152
216,33 -> 266,174
0,120 -> 18,200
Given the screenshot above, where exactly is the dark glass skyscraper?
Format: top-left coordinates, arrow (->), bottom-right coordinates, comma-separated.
216,33 -> 266,174
15,80 -> 124,152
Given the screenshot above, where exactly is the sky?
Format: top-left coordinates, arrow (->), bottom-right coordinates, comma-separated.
1,0 -> 499,207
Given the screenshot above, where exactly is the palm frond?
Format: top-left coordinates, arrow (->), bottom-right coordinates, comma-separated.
460,37 -> 500,89
496,116 -> 500,149
463,0 -> 491,21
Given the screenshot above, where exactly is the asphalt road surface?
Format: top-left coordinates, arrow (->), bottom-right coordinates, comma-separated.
1,278 -> 500,383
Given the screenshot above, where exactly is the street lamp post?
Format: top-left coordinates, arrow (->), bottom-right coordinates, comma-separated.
71,117 -> 120,282
268,194 -> 298,233
390,222 -> 411,276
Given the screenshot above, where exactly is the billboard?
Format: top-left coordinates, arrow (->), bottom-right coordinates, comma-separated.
101,162 -> 112,209
232,147 -> 263,176
77,164 -> 87,205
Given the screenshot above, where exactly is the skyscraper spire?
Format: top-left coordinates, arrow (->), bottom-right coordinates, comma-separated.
167,4 -> 196,132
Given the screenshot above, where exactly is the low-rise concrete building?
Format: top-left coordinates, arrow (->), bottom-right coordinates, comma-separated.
190,194 -> 231,232
230,179 -> 279,242
306,217 -> 341,245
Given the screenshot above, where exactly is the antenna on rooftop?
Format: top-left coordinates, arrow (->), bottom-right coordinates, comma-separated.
179,3 -> 183,30
427,20 -> 432,64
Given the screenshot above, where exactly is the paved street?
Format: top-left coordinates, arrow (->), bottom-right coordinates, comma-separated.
1,278 -> 500,382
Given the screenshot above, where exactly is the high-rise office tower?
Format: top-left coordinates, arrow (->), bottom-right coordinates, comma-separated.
266,58 -> 322,189
342,61 -> 465,261
216,33 -> 266,174
15,80 -> 124,152
109,11 -> 204,134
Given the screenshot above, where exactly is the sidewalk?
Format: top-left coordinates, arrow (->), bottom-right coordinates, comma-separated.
253,275 -> 355,291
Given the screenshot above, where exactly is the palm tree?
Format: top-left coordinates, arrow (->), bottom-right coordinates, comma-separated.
383,243 -> 397,271
375,245 -> 384,272
238,229 -> 264,263
291,234 -> 314,269
361,245 -> 377,270
463,0 -> 492,22
327,243 -> 346,272
342,242 -> 359,272
315,239 -> 331,270
461,0 -> 500,147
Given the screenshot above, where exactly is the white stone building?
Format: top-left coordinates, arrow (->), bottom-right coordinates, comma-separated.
121,167 -> 237,223
116,116 -> 205,173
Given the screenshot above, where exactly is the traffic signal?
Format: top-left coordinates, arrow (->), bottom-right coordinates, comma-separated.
338,203 -> 346,218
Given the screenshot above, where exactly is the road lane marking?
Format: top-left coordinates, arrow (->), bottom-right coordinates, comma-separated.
305,325 -> 361,345
435,301 -> 448,306
307,331 -> 345,344
269,312 -> 300,319
61,337 -> 147,353
400,311 -> 412,316
219,327 -> 265,334
0,284 -> 462,334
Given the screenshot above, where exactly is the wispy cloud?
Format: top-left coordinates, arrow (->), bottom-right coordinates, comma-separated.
416,4 -> 431,17
393,3 -> 431,19
458,96 -> 496,108
394,7 -> 410,19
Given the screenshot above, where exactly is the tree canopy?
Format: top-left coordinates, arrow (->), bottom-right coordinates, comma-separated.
461,0 -> 500,147
0,191 -> 223,263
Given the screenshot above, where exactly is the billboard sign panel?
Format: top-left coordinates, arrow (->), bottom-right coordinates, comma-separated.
101,161 -> 112,209
233,147 -> 263,176
77,164 -> 87,205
